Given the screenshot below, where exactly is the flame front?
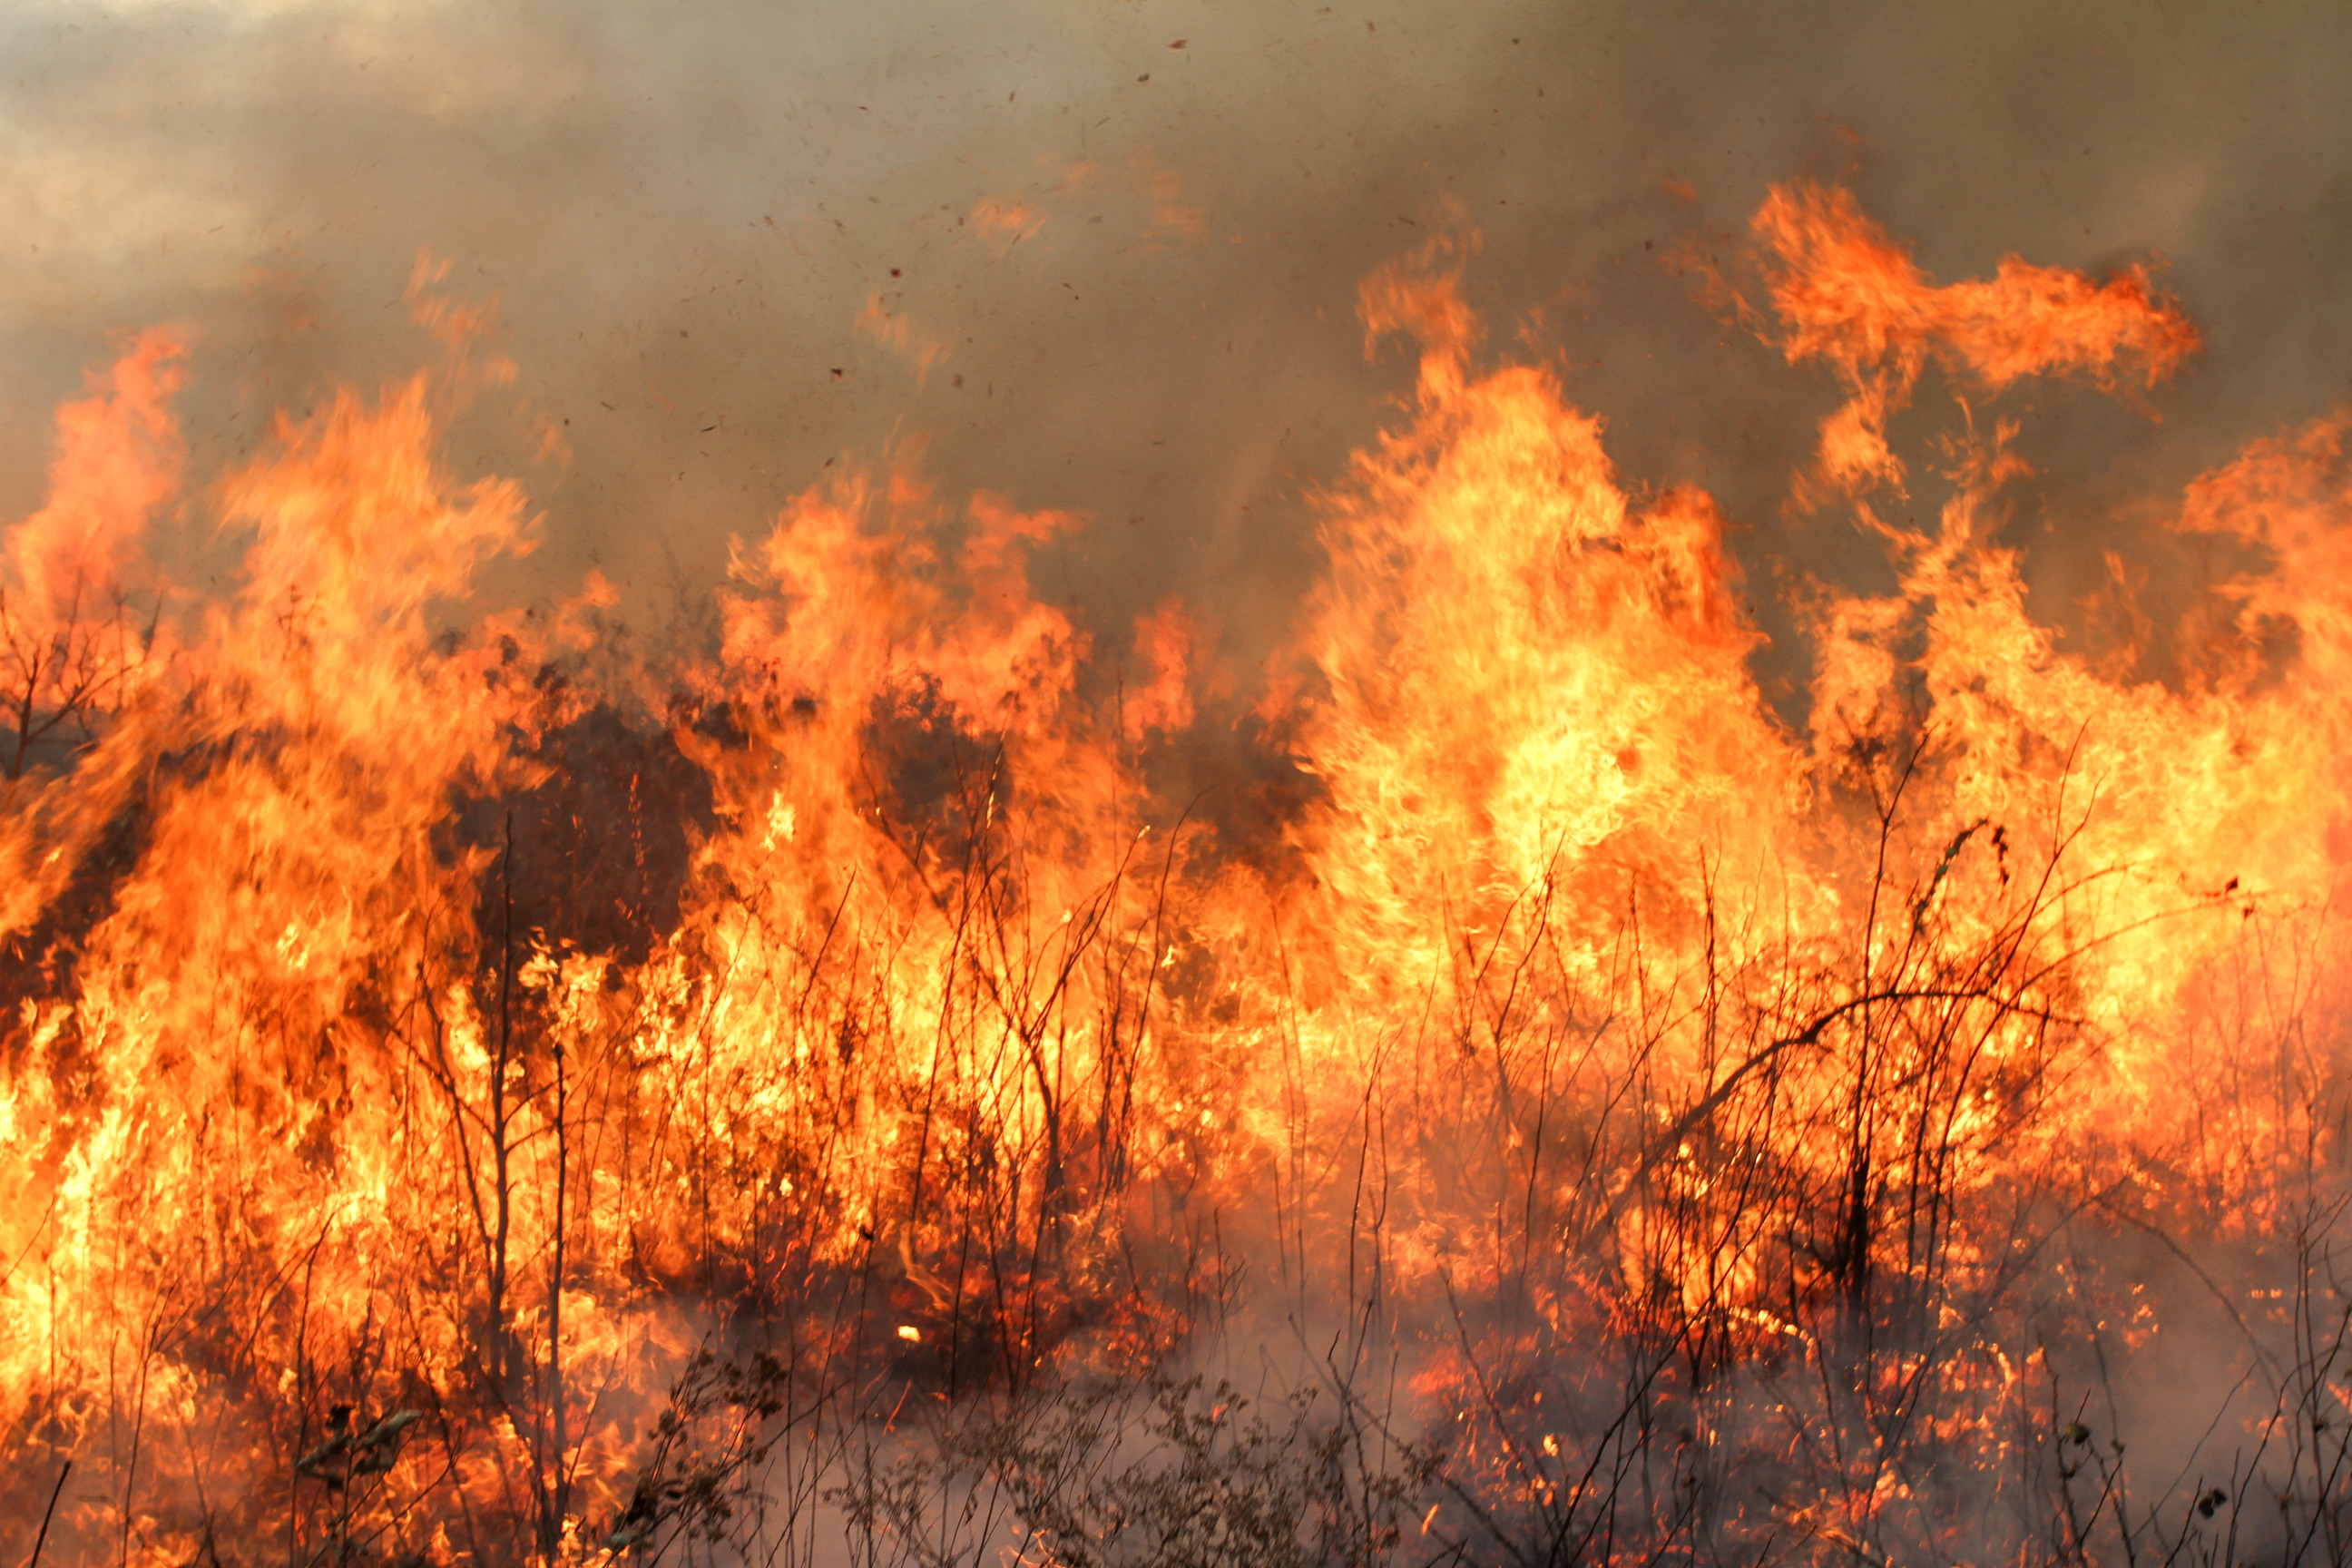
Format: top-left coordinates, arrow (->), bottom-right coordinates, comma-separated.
5,184 -> 2348,1565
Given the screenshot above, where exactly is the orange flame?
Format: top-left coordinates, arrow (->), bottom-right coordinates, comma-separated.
4,182 -> 2348,1563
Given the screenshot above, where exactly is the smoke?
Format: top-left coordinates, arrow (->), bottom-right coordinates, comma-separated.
5,0 -> 2347,707
9,8 -> 2352,1555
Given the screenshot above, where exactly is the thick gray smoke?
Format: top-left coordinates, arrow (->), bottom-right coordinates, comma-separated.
3,0 -> 2347,698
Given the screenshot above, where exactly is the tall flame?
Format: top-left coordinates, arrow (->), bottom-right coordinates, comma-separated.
4,181 -> 2349,1564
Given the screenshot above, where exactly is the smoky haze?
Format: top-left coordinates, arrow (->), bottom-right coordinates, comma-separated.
3,0 -> 2348,710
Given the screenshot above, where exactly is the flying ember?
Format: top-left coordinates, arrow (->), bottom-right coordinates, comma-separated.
3,17 -> 2349,1568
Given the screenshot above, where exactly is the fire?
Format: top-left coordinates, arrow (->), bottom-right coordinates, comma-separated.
4,181 -> 2349,1564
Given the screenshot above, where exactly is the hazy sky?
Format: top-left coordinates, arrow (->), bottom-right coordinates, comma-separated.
4,0 -> 2347,703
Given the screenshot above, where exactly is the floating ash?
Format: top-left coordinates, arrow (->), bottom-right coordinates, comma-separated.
5,5 -> 2352,1566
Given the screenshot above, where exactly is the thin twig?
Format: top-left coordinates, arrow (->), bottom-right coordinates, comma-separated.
25,1458 -> 69,1568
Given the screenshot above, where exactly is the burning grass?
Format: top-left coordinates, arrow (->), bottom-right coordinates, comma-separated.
5,183 -> 2352,1567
